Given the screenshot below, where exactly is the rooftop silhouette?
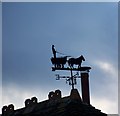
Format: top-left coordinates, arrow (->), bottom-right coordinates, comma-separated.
2,89 -> 107,116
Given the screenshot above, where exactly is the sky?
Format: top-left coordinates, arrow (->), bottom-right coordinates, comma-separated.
0,2 -> 2,115
1,0 -> 119,2
1,2 -> 118,114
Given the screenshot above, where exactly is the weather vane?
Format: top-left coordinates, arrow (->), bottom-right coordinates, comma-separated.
50,45 -> 91,89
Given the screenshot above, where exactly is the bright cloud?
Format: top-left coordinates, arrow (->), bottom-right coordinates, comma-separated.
90,60 -> 118,114
0,87 -> 2,114
94,60 -> 118,78
1,84 -> 49,114
91,96 -> 118,114
0,76 -> 2,114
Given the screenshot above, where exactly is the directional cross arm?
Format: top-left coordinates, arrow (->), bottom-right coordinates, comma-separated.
52,67 -> 91,72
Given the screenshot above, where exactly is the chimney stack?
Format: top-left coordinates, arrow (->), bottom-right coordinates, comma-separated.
81,72 -> 90,105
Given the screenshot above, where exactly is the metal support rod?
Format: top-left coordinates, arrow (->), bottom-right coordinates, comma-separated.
70,69 -> 74,89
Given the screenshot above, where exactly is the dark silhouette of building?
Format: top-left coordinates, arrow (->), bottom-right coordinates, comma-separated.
2,89 -> 107,116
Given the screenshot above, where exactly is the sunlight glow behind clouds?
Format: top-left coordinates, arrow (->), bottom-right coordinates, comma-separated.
90,60 -> 118,114
0,2 -> 2,115
2,84 -> 49,114
0,87 -> 2,114
91,96 -> 118,114
94,60 -> 117,78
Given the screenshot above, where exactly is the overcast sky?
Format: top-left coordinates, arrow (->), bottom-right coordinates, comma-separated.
1,0 -> 119,2
1,2 -> 118,114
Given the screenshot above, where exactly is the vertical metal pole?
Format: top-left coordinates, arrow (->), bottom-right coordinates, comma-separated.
70,69 -> 74,89
81,72 -> 90,105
